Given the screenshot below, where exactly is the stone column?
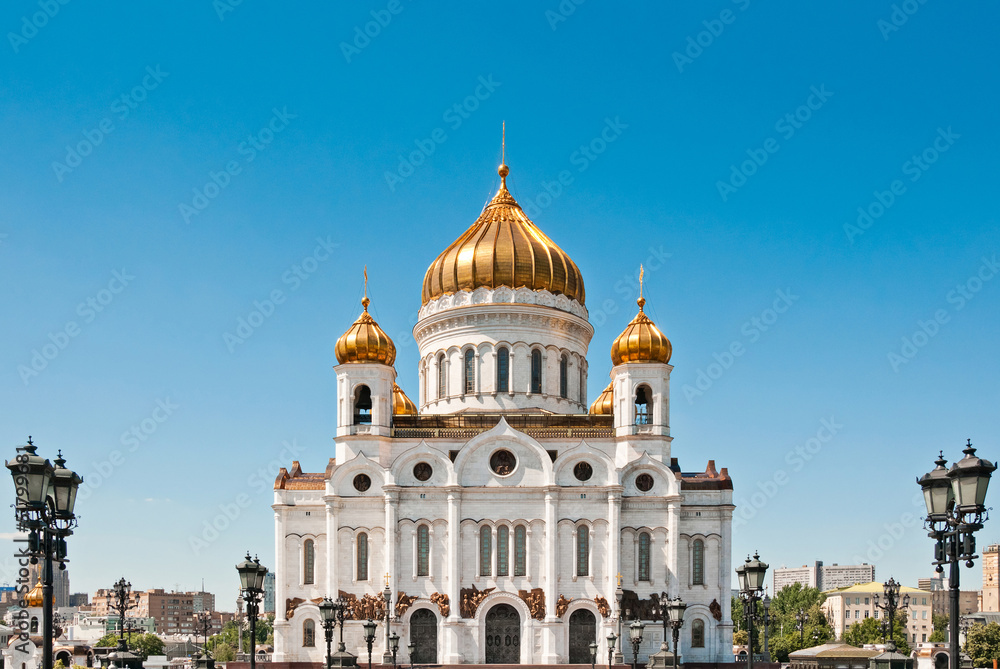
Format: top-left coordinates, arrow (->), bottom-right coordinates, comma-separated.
608,488 -> 623,664
383,487 -> 399,663
444,487 -> 463,663
272,507 -> 287,661
326,496 -> 340,596
541,487 -> 559,663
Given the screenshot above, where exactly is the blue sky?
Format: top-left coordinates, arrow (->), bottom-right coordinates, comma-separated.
1,1 -> 998,607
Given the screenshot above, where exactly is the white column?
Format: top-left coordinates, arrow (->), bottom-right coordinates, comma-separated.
273,507 -> 287,661
444,488 -> 462,663
326,497 -> 339,596
383,487 -> 399,663
541,487 -> 559,663
608,490 -> 621,596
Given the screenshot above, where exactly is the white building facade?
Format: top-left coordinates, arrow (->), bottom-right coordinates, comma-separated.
271,161 -> 736,665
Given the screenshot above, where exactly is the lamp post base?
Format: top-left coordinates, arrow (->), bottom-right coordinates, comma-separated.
328,650 -> 358,667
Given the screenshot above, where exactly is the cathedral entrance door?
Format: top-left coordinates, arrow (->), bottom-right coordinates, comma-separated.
410,608 -> 437,663
568,609 -> 597,664
485,603 -> 520,664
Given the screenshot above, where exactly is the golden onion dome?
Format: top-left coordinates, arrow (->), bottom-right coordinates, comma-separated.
421,163 -> 585,306
610,297 -> 672,365
335,296 -> 396,366
589,382 -> 614,415
25,579 -> 45,607
392,383 -> 417,415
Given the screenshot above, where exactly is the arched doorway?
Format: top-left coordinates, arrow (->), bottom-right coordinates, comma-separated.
934,653 -> 949,669
485,603 -> 520,664
55,651 -> 72,667
568,609 -> 597,663
410,608 -> 437,663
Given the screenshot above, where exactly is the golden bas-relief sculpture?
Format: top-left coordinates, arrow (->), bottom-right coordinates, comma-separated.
395,592 -> 419,617
594,596 -> 611,618
430,592 -> 450,617
556,595 -> 573,618
518,588 -> 546,621
460,584 -> 495,618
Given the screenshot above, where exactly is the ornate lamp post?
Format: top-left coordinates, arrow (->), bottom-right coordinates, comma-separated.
736,552 -> 769,669
615,574 -> 625,665
110,578 -> 138,647
236,592 -> 245,658
590,641 -> 598,669
389,632 -> 400,669
762,594 -> 771,661
407,641 -> 415,669
197,610 -> 213,658
319,598 -> 337,669
236,553 -> 268,669
607,632 -> 617,668
667,596 -> 687,667
629,620 -> 645,669
362,620 -> 377,669
795,608 -> 806,647
918,442 -> 995,669
383,577 -> 394,664
6,440 -> 82,669
319,596 -> 356,667
873,578 -> 910,650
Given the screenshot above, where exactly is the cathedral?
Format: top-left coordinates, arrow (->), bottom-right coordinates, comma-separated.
271,157 -> 735,665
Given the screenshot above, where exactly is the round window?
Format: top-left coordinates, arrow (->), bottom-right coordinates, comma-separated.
573,462 -> 593,482
490,449 -> 517,476
413,462 -> 433,481
635,473 -> 654,492
353,474 -> 371,492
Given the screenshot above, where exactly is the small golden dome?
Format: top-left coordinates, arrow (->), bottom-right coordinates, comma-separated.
25,580 -> 45,607
335,296 -> 396,365
392,383 -> 417,415
421,164 -> 586,306
610,297 -> 672,365
589,382 -> 614,415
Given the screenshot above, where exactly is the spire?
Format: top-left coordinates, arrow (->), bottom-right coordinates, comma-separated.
362,266 -> 369,311
638,264 -> 645,311
498,121 -> 509,185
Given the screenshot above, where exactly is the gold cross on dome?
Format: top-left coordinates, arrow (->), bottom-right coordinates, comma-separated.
616,573 -> 623,587
384,572 -> 390,588
639,265 -> 644,300
502,121 -> 506,165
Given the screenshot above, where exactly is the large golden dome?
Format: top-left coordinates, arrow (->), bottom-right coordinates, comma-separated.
589,382 -> 614,415
392,383 -> 417,415
610,297 -> 672,365
25,579 -> 45,607
421,164 -> 586,306
335,296 -> 396,365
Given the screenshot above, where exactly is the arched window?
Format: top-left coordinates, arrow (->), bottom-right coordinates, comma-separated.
579,367 -> 586,403
357,532 -> 369,581
530,349 -> 542,394
638,532 -> 651,582
514,525 -> 527,576
576,525 -> 589,577
30,617 -> 38,634
417,525 -> 429,577
635,385 -> 650,425
303,619 -> 315,647
691,619 -> 705,648
303,539 -> 315,584
480,526 -> 492,577
354,385 -> 372,425
497,526 -> 509,577
692,539 -> 705,586
464,349 -> 475,395
559,355 -> 568,399
496,347 -> 510,393
437,354 -> 446,399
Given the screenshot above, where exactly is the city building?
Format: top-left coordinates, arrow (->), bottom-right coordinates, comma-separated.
92,588 -> 215,636
983,544 -> 999,612
68,593 -> 90,607
191,591 -> 215,613
271,159 -> 736,665
263,572 -> 275,614
821,582 -> 932,643
773,561 -> 875,594
929,590 -> 978,618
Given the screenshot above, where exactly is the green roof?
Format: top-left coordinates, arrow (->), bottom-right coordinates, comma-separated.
823,581 -> 930,595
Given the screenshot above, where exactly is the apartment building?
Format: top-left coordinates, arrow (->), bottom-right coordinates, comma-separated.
821,582 -> 933,644
774,561 -> 875,594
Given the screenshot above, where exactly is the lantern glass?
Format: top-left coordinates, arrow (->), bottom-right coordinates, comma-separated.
363,619 -> 377,640
319,598 -> 336,623
669,598 -> 687,624
389,632 -> 400,653
607,633 -> 617,651
51,461 -> 83,518
7,446 -> 54,510
236,554 -> 258,591
735,563 -> 748,593
629,621 -> 645,643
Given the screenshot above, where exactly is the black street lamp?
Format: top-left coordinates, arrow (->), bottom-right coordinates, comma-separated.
872,578 -> 910,650
407,641 -> 415,669
362,620 -> 377,669
615,574 -> 625,665
607,632 -> 617,668
236,592 -> 245,657
236,553 -> 268,669
6,440 -> 82,669
319,598 -> 337,669
389,632 -> 400,669
918,442 -> 995,669
795,608 -> 806,647
197,611 -> 213,658
629,620 -> 645,669
319,596 -> 356,667
110,578 -> 138,648
382,578 -> 393,665
590,641 -> 598,669
667,597 -> 687,668
736,552 -> 769,669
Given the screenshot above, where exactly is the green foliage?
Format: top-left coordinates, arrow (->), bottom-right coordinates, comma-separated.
964,622 -> 1000,667
732,585 -> 835,662
94,633 -> 165,660
734,630 -> 748,645
207,614 -> 275,656
212,642 -> 236,662
842,614 -> 910,655
928,614 -> 948,643
54,660 -> 66,669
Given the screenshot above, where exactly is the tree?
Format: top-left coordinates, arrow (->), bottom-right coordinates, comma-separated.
734,630 -> 749,646
755,584 -> 834,662
965,622 -> 1000,667
842,613 -> 910,655
930,614 -> 949,643
94,632 -> 166,659
212,642 -> 236,662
